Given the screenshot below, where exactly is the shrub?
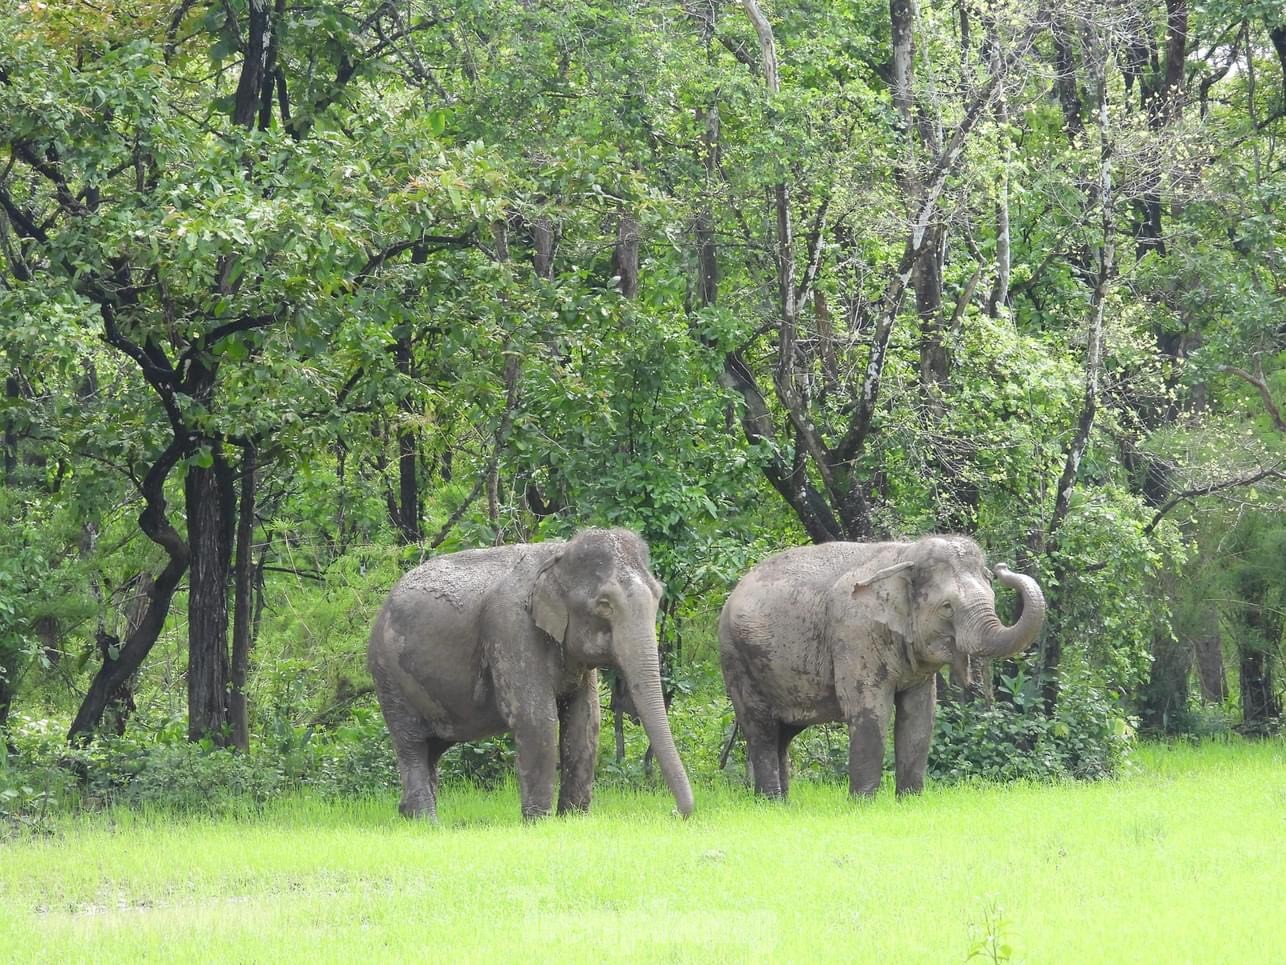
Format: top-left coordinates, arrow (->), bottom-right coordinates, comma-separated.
929,680 -> 1134,784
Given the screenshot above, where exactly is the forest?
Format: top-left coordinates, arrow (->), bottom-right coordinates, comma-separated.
2,2 -> 1284,958
0,0 -> 1283,818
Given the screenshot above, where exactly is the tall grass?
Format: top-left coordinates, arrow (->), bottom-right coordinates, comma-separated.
2,740 -> 1282,962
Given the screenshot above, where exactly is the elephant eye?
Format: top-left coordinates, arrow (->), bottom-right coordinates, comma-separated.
940,601 -> 953,616
595,596 -> 613,615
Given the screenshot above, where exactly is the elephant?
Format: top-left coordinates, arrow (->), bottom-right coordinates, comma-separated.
718,535 -> 1046,799
366,527 -> 693,820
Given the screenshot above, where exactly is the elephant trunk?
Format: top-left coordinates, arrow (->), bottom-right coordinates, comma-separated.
960,564 -> 1047,659
618,632 -> 694,817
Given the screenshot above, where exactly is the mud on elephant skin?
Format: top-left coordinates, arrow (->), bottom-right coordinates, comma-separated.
366,528 -> 694,820
719,535 -> 1045,800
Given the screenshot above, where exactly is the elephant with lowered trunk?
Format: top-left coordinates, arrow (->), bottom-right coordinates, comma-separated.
719,535 -> 1046,799
367,528 -> 693,820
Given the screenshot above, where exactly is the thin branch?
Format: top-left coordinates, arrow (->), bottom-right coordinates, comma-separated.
203,311 -> 281,348
11,142 -> 85,215
353,233 -> 474,287
260,564 -> 325,582
796,193 -> 831,314
1143,465 -> 1286,535
0,187 -> 49,244
741,0 -> 780,93
832,18 -> 1044,464
1219,365 -> 1285,433
164,0 -> 201,62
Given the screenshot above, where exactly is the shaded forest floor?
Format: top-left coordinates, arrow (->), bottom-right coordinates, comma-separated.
1,741 -> 1282,962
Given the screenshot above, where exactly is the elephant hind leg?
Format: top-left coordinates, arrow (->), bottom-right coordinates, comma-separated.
391,729 -> 436,819
777,724 -> 804,799
742,717 -> 787,799
375,684 -> 441,820
722,646 -> 785,798
425,737 -> 454,806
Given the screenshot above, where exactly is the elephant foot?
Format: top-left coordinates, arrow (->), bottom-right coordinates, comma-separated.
399,798 -> 437,821
556,801 -> 590,817
521,805 -> 552,821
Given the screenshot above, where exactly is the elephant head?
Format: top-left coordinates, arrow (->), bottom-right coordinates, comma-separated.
528,529 -> 694,816
845,536 -> 1046,666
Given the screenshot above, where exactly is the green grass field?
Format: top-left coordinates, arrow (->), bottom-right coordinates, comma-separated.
2,741 -> 1282,963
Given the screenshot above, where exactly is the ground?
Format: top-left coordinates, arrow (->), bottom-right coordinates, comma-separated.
1,741 -> 1282,962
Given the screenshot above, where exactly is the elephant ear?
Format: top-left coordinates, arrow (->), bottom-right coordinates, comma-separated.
844,559 -> 915,641
527,552 -> 568,644
851,559 -> 914,589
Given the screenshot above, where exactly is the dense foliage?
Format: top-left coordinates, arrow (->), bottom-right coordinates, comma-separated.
1,0 -> 1282,811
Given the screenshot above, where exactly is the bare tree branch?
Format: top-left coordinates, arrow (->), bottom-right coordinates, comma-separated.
1219,364 -> 1285,433
1143,465 -> 1286,535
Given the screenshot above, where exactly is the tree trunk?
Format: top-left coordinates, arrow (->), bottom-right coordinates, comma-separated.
1193,616 -> 1226,703
532,218 -> 556,280
1271,26 -> 1286,110
2,373 -> 16,484
0,671 -> 12,737
94,573 -> 155,736
69,440 -> 190,743
1239,646 -> 1280,735
233,0 -> 271,128
1140,635 -> 1192,733
185,450 -> 235,745
988,76 -> 1012,317
613,208 -> 640,299
891,0 -> 949,405
915,227 -> 947,400
1038,57 -> 1115,715
1052,16 -> 1083,138
230,445 -> 257,751
393,333 -> 421,544
1240,601 -> 1282,734
695,210 -> 717,309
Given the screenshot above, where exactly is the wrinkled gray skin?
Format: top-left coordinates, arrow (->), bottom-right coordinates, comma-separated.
719,536 -> 1046,799
367,528 -> 693,820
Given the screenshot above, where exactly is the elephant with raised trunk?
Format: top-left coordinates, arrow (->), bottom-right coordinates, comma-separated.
719,535 -> 1045,799
367,528 -> 693,820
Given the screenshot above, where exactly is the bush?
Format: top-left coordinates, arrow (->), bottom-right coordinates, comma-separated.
0,709 -> 400,818
1,656 -> 1137,822
441,735 -> 515,788
930,680 -> 1134,784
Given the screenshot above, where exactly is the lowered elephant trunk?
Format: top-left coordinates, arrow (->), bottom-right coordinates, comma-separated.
619,634 -> 694,817
962,564 -> 1047,659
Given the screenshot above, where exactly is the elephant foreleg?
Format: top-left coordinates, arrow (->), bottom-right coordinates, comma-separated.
847,687 -> 894,798
894,676 -> 936,796
511,703 -> 559,820
557,671 -> 601,815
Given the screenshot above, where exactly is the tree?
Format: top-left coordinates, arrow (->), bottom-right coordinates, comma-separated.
0,2 -> 497,742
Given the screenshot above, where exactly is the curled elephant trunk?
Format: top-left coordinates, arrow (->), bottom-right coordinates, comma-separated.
618,633 -> 694,817
960,564 -> 1047,660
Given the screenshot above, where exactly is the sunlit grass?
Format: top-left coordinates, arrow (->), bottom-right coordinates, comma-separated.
2,740 -> 1282,962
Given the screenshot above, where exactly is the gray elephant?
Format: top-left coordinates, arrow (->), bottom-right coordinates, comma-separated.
367,528 -> 693,820
719,535 -> 1045,799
